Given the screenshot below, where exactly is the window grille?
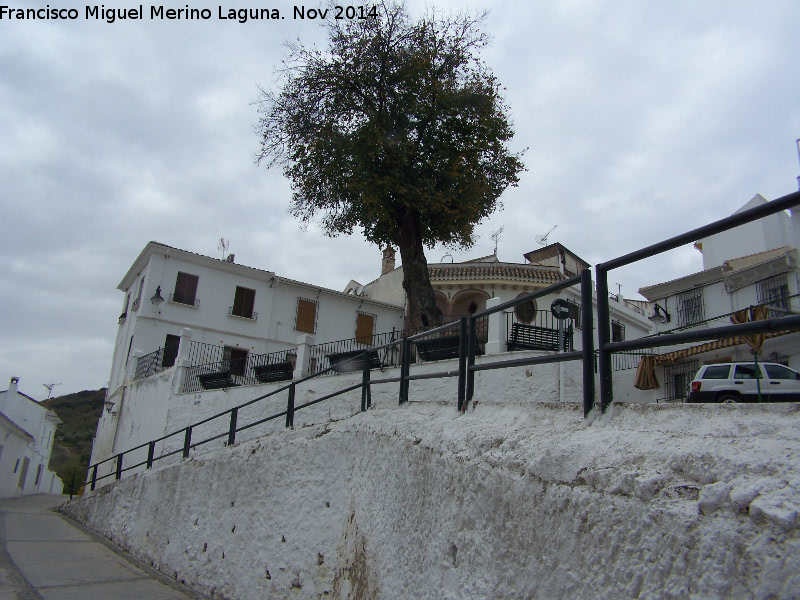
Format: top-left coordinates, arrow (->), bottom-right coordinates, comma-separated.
661,360 -> 699,402
355,312 -> 376,345
677,288 -> 704,327
514,297 -> 537,323
296,298 -> 318,334
757,273 -> 790,312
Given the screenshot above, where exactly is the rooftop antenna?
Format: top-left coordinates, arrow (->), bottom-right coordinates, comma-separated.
491,226 -> 504,256
796,138 -> 800,191
42,383 -> 61,400
535,225 -> 557,246
218,237 -> 229,259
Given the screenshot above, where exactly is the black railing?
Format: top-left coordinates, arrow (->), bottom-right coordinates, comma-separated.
73,270 -> 596,498
505,310 -> 573,352
595,189 -> 800,414
135,347 -> 165,379
308,327 -> 417,376
182,341 -> 297,393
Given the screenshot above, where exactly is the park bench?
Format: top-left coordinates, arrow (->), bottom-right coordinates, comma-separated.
252,361 -> 294,383
326,349 -> 382,373
197,371 -> 237,390
507,322 -> 571,352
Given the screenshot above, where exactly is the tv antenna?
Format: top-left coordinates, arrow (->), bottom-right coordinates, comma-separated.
535,225 -> 558,246
491,226 -> 504,256
218,238 -> 230,259
42,383 -> 61,399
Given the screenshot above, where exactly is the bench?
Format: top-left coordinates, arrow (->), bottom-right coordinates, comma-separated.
415,335 -> 483,362
252,361 -> 294,383
326,350 -> 382,373
507,323 -> 571,352
197,371 -> 237,390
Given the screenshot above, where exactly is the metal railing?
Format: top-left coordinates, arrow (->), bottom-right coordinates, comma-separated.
135,347 -> 165,379
72,189 -> 800,501
73,270 -> 595,497
595,189 -> 800,414
182,341 -> 297,393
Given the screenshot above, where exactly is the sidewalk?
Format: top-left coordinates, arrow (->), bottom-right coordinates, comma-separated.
0,494 -> 206,600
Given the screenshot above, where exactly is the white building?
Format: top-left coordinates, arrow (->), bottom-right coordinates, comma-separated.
0,377 -> 63,498
638,194 -> 800,402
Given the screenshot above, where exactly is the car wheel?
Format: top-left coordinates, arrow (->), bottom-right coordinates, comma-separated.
717,394 -> 739,404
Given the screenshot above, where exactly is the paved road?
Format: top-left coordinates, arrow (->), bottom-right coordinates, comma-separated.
0,494 -> 205,600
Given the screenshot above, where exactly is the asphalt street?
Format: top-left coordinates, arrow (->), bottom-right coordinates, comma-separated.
0,494 -> 205,600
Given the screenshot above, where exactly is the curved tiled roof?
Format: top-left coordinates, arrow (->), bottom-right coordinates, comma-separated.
428,263 -> 566,284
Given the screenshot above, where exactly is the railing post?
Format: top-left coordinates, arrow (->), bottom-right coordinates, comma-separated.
361,351 -> 372,411
399,337 -> 410,405
484,298 -> 506,355
596,265 -> 613,414
91,464 -> 97,491
183,427 -> 192,459
457,317 -> 468,411
228,407 -> 238,446
580,269 -> 596,419
466,317 -> 477,404
286,383 -> 295,427
115,454 -> 123,481
146,441 -> 155,468
293,334 -> 315,379
172,328 -> 193,394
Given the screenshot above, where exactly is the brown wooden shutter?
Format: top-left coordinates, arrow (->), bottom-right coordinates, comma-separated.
233,286 -> 256,318
174,272 -> 199,305
295,299 -> 317,333
355,312 -> 374,345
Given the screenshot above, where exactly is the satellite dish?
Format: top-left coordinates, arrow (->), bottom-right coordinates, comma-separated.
536,225 -> 558,246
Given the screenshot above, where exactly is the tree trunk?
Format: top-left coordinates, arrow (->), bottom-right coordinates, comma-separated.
396,209 -> 442,331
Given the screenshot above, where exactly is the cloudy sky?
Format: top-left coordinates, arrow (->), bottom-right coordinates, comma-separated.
1,0 -> 798,399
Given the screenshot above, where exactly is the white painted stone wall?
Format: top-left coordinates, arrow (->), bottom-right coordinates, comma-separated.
65,401 -> 800,600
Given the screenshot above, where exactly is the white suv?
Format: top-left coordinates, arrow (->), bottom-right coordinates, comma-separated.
687,362 -> 800,403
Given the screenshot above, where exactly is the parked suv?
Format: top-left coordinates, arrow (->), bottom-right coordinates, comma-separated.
687,362 -> 800,403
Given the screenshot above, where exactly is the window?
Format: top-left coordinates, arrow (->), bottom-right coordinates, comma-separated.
296,298 -> 318,334
764,364 -> 799,380
702,365 -> 731,379
611,320 -> 625,343
172,272 -> 199,306
567,300 -> 582,328
355,312 -> 376,345
231,286 -> 256,319
162,334 -> 181,369
223,347 -> 249,377
132,277 -> 145,311
17,457 -> 29,490
757,273 -> 790,312
514,296 -> 537,324
13,459 -> 19,473
35,464 -> 42,486
734,364 -> 761,380
119,293 -> 131,321
677,288 -> 704,327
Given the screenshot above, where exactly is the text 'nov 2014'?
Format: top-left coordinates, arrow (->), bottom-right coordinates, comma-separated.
0,5 -> 379,24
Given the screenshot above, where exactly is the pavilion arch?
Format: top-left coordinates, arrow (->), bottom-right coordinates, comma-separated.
449,289 -> 491,320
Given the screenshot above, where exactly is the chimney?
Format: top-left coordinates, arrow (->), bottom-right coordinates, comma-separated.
226,254 -> 235,263
8,376 -> 19,395
381,247 -> 396,276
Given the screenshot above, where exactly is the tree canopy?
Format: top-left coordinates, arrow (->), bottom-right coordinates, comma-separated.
256,2 -> 525,328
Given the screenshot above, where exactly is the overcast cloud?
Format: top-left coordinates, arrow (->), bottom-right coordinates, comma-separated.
1,0 -> 798,398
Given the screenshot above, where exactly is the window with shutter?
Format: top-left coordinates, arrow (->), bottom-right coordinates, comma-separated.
355,312 -> 375,345
173,272 -> 199,306
295,298 -> 318,333
231,286 -> 256,319
162,334 -> 181,368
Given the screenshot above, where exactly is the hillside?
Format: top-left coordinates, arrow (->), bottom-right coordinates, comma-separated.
43,388 -> 105,493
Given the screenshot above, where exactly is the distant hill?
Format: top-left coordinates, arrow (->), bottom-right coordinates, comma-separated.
43,388 -> 105,494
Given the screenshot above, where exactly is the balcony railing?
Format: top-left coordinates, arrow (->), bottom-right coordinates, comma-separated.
169,292 -> 200,307
182,341 -> 295,393
135,347 -> 165,379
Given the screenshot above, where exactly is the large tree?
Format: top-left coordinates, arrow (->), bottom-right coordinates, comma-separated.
256,2 -> 524,329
